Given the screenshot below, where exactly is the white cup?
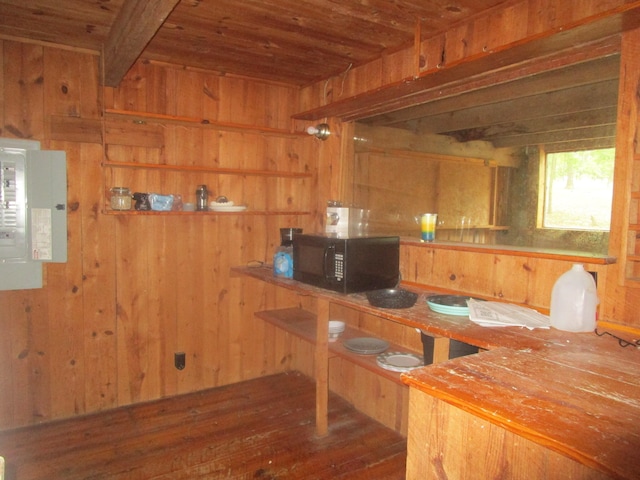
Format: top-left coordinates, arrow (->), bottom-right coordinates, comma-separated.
328,320 -> 345,342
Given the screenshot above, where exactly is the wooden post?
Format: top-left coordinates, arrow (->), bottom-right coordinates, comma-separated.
431,336 -> 451,363
315,298 -> 330,436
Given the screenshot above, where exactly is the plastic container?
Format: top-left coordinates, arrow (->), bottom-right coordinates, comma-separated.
550,264 -> 599,332
273,228 -> 302,278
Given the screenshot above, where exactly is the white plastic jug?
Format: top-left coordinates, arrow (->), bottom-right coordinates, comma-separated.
550,264 -> 599,332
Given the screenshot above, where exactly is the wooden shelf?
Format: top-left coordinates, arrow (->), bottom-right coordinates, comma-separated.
101,209 -> 311,216
102,160 -> 312,178
255,307 -> 423,385
102,110 -> 313,219
105,108 -> 307,138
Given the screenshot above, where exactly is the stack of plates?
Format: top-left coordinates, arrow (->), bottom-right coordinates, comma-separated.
210,204 -> 247,212
376,352 -> 423,372
328,320 -> 345,334
328,320 -> 346,342
426,295 -> 483,316
343,337 -> 389,355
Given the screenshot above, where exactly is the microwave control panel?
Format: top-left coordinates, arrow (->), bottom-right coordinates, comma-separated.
334,252 -> 344,280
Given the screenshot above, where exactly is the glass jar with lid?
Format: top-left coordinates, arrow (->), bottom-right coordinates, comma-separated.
110,187 -> 132,210
196,184 -> 208,211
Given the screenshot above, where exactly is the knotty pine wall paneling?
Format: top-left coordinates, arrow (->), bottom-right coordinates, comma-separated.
400,244 -> 612,312
3,0 -> 636,434
299,0 -> 640,328
0,40 -> 320,429
0,42 -> 108,427
604,26 -> 640,326
299,0 -> 634,114
103,63 -> 320,400
9,43 -> 44,421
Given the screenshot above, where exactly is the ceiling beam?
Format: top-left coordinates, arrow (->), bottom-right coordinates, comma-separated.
102,0 -> 180,87
293,6 -> 640,122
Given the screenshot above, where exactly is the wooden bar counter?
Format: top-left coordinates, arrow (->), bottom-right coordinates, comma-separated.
402,342 -> 640,479
235,265 -> 640,479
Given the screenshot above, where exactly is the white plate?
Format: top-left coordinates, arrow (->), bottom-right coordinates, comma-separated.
210,205 -> 247,212
376,352 -> 423,372
343,337 -> 389,355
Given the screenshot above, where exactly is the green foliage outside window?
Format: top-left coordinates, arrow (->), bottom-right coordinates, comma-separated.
543,148 -> 615,231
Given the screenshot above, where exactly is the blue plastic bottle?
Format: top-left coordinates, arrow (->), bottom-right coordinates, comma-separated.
273,228 -> 301,278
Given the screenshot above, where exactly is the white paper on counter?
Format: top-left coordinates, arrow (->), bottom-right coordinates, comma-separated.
468,299 -> 550,330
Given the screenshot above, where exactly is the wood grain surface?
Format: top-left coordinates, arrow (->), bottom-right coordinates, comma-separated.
0,372 -> 407,480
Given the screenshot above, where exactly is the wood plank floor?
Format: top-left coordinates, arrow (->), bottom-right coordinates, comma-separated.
0,372 -> 407,479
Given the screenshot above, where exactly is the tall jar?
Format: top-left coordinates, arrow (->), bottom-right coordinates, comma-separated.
110,187 -> 132,211
196,185 -> 208,211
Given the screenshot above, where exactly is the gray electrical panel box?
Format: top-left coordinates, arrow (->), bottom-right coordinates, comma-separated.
0,138 -> 67,290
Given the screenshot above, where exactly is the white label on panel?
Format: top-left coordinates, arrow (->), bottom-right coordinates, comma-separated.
31,208 -> 52,260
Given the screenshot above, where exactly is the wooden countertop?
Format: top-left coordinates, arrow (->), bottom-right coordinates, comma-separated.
235,265 -> 597,352
235,265 -> 640,479
402,343 -> 640,480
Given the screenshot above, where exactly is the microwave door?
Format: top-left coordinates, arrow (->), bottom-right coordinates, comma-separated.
323,244 -> 335,280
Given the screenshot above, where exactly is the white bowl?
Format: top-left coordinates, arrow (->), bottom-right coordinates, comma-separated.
328,320 -> 345,342
328,320 -> 345,333
328,331 -> 342,342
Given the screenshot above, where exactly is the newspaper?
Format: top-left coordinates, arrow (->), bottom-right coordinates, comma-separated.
467,299 -> 550,330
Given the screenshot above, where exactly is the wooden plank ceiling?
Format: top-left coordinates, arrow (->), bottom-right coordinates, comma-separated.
0,0 -> 621,150
0,0 -> 510,87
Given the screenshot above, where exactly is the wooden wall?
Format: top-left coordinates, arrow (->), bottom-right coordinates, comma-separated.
299,0 -> 638,112
0,41 -> 340,429
300,0 -> 640,329
2,0 -> 640,433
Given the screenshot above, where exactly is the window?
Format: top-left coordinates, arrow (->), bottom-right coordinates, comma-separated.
541,148 -> 615,231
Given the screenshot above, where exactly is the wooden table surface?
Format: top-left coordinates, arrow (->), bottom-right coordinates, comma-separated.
235,265 -> 607,351
236,265 -> 640,479
402,341 -> 640,479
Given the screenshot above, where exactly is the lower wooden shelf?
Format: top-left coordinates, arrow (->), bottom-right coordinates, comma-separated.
255,307 -> 423,385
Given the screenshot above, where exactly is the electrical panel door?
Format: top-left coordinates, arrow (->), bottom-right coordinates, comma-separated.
0,138 -> 67,290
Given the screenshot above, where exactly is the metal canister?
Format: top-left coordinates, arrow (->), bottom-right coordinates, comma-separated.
196,185 -> 208,211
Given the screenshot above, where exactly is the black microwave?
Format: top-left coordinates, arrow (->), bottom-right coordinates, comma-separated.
292,234 -> 400,293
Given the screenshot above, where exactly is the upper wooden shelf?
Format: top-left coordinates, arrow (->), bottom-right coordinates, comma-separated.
104,108 -> 308,138
399,237 -> 616,265
102,160 -> 312,178
102,209 -> 311,216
